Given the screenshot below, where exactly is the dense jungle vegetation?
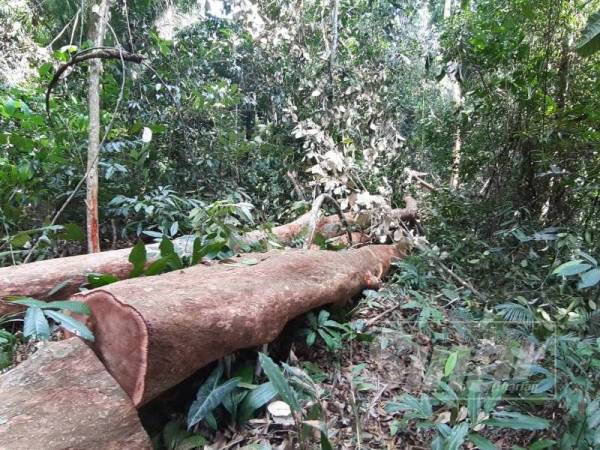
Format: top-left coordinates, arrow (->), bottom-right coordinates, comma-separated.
1,0 -> 600,448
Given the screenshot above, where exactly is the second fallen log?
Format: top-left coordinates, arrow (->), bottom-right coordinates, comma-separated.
74,245 -> 403,406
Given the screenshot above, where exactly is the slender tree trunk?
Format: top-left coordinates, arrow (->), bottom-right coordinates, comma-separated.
86,0 -> 112,253
444,0 -> 463,190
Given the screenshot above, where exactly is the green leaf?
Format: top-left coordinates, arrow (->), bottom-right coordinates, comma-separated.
59,223 -> 85,242
144,257 -> 171,276
552,260 -> 592,276
23,306 -> 50,340
187,377 -> 240,429
38,62 -> 54,77
44,310 -> 95,341
444,351 -> 458,377
9,297 -> 48,308
129,240 -> 147,278
577,10 -> 600,56
10,232 -> 30,248
160,237 -> 183,269
191,237 -> 202,265
258,353 -> 300,412
528,439 -> 557,450
446,422 -> 469,450
175,435 -> 208,450
162,419 -> 187,449
468,433 -> 498,450
485,411 -> 549,430
10,298 -> 90,315
87,273 -> 120,288
578,268 -> 600,289
467,381 -> 482,422
40,300 -> 91,315
238,382 -> 278,423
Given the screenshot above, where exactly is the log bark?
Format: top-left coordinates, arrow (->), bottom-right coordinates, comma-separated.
0,246 -> 137,315
73,245 -> 403,406
0,201 -> 417,315
0,337 -> 151,450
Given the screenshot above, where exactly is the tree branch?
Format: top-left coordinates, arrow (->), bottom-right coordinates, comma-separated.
45,48 -> 144,116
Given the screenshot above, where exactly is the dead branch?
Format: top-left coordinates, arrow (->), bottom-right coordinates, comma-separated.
404,168 -> 438,192
305,194 -> 353,248
45,47 -> 144,115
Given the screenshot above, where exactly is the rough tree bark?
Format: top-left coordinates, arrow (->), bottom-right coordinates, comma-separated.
73,245 -> 404,406
0,337 -> 151,450
0,203 -> 418,316
86,0 -> 112,253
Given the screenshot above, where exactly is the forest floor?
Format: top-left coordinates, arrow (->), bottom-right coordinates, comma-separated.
164,280 -> 560,449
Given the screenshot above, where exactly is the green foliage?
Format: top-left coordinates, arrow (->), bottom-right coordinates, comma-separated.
386,381 -> 549,448
9,297 -> 93,341
0,328 -> 19,369
187,364 -> 240,430
258,352 -> 300,413
300,310 -> 352,351
553,251 -> 600,290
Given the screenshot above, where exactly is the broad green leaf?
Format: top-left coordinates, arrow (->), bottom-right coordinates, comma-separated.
467,381 -> 482,421
577,10 -> 600,56
238,382 -> 278,423
10,298 -> 90,315
187,377 -> 240,429
44,310 -> 95,341
129,240 -> 147,278
162,419 -> 187,449
485,411 -> 549,430
10,297 -> 47,308
529,439 -> 557,450
578,268 -> 600,289
40,300 -> 91,315
145,257 -> 171,276
468,433 -> 497,450
191,237 -> 202,265
258,353 -> 300,412
59,223 -> 85,242
446,422 -> 469,450
87,273 -> 120,288
175,434 -> 208,450
160,237 -> 183,269
578,250 -> 598,266
552,260 -> 592,277
444,351 -> 458,377
23,306 -> 50,340
10,232 -> 30,248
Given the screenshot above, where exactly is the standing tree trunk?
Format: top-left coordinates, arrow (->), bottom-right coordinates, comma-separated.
444,0 -> 463,190
86,0 -> 112,253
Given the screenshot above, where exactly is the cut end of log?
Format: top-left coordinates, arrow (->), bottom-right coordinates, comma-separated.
74,246 -> 404,407
0,337 -> 151,449
76,290 -> 149,406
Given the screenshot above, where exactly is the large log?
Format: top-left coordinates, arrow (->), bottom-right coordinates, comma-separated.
0,337 -> 152,450
74,245 -> 403,406
0,214 -> 362,315
0,198 -> 417,315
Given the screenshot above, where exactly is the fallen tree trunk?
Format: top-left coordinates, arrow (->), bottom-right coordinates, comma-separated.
0,216 -> 345,315
74,245 -> 404,406
0,197 -> 417,315
0,337 -> 151,450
